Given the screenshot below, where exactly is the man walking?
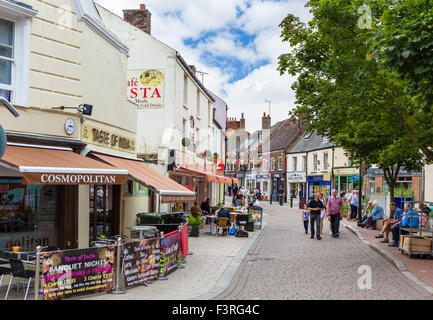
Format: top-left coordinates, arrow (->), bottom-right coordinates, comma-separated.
327,189 -> 343,238
307,193 -> 324,240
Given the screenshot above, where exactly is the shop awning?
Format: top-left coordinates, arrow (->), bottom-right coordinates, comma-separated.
217,175 -> 232,184
92,153 -> 196,203
232,178 -> 239,184
0,145 -> 128,185
178,166 -> 215,182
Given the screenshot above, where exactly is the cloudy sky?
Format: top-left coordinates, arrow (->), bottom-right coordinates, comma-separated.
94,0 -> 311,133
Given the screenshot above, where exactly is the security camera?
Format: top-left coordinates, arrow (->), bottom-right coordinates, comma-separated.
0,97 -> 19,117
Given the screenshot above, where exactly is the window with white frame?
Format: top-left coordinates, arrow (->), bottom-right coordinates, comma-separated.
183,74 -> 188,106
262,159 -> 267,172
292,156 -> 297,171
0,2 -> 35,107
0,18 -> 13,101
278,156 -> 283,171
303,155 -> 307,171
270,157 -> 275,171
323,152 -> 328,171
313,154 -> 318,171
196,89 -> 200,116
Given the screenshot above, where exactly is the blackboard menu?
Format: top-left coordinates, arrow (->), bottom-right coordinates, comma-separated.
42,246 -> 115,300
160,232 -> 182,275
248,206 -> 263,229
122,238 -> 160,287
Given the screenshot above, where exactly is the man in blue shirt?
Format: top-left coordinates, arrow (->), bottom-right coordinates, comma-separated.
389,203 -> 414,247
363,201 -> 384,229
375,202 -> 402,243
349,190 -> 359,220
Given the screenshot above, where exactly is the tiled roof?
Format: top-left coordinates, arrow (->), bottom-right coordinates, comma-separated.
287,130 -> 335,154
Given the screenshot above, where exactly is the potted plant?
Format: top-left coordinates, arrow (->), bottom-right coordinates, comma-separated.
188,214 -> 203,237
343,203 -> 349,219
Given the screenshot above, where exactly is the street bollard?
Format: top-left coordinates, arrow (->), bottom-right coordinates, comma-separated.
159,232 -> 168,280
110,237 -> 126,294
34,246 -> 42,301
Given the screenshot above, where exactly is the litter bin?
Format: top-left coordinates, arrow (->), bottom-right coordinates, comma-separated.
136,212 -> 163,225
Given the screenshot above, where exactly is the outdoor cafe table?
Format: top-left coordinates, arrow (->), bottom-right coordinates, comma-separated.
204,215 -> 218,235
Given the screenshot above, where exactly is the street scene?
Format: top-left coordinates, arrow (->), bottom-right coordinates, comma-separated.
0,0 -> 432,307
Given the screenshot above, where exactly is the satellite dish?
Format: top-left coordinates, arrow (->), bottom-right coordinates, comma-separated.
0,125 -> 7,159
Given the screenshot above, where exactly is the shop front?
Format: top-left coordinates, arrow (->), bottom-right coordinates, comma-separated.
0,145 -> 128,250
307,175 -> 331,201
333,167 -> 360,194
271,173 -> 285,202
256,174 -> 269,199
287,172 -> 307,208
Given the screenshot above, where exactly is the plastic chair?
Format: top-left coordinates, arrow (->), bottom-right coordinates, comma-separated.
217,218 -> 230,236
0,258 -> 11,289
5,258 -> 35,300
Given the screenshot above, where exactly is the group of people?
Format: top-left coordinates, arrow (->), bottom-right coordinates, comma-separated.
188,199 -> 232,236
303,189 -> 344,240
231,184 -> 261,208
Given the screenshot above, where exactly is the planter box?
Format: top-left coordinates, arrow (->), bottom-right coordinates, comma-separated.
399,235 -> 431,253
189,226 -> 200,237
375,219 -> 384,231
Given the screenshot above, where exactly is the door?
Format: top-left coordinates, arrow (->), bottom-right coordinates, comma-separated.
59,185 -> 78,250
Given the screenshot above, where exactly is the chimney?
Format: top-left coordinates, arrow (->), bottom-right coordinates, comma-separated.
240,113 -> 245,129
123,4 -> 152,35
262,113 -> 271,130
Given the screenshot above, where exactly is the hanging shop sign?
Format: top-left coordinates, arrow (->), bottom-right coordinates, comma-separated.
42,246 -> 115,300
127,69 -> 165,109
81,123 -> 136,154
287,172 -> 306,183
122,238 -> 160,287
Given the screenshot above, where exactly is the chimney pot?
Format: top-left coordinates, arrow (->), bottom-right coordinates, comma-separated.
140,4 -> 146,9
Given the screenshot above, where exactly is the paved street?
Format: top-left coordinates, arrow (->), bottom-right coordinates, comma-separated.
215,203 -> 433,300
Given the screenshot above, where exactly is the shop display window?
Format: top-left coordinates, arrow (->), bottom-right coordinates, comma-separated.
0,181 -> 59,249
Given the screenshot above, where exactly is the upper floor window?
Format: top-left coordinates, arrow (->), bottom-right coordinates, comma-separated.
0,18 -> 14,101
196,89 -> 200,116
313,154 -> 318,171
292,156 -> 297,171
270,157 -> 275,171
323,153 -> 328,171
278,156 -> 283,171
262,159 -> 267,172
183,74 -> 188,106
303,155 -> 307,171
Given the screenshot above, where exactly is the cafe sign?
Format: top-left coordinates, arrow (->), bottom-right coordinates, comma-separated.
287,172 -> 306,183
81,123 -> 136,154
127,69 -> 165,109
22,173 -> 127,186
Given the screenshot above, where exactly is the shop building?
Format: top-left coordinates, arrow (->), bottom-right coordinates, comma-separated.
0,0 -> 193,251
97,4 -> 228,208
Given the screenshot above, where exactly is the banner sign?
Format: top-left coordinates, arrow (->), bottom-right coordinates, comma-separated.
22,172 -> 127,186
122,238 -> 161,287
128,69 -> 165,109
42,246 -> 115,300
181,223 -> 188,258
248,206 -> 263,230
287,172 -> 306,183
160,231 -> 182,275
81,123 -> 136,154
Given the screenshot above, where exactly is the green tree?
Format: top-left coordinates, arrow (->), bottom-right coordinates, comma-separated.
277,0 -> 424,202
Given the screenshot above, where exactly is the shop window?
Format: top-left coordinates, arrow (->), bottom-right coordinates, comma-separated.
123,180 -> 134,197
0,182 -> 59,249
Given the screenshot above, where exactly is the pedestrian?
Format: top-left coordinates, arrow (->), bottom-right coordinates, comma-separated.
228,185 -> 232,196
326,189 -> 344,238
307,193 -> 324,240
349,190 -> 359,221
318,192 -> 327,234
302,203 -> 310,234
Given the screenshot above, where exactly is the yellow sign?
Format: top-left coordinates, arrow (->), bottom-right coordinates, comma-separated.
334,167 -> 359,176
81,124 -> 136,154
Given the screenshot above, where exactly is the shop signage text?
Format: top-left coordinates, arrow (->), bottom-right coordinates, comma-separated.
287,172 -> 306,183
82,124 -> 136,154
23,173 -> 127,185
128,69 -> 165,109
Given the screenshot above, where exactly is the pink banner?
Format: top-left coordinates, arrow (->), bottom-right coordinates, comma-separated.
163,230 -> 178,238
182,223 -> 188,258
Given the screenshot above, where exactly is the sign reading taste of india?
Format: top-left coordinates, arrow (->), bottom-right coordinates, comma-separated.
81,123 -> 136,154
127,69 -> 165,109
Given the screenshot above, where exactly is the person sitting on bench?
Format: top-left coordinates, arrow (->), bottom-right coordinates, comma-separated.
375,202 -> 402,243
362,201 -> 384,230
389,203 -> 418,247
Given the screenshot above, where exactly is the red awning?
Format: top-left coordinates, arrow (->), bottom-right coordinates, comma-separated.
178,167 -> 218,182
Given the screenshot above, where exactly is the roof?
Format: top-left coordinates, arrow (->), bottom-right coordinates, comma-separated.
258,117 -> 304,153
72,0 -> 129,55
287,130 -> 335,154
208,91 -> 227,131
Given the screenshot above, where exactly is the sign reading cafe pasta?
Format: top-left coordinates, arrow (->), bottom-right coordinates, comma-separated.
128,69 -> 165,109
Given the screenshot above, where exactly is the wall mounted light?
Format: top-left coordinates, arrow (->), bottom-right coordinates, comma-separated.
51,104 -> 93,116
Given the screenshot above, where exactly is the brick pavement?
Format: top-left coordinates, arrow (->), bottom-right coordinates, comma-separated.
343,219 -> 433,292
216,204 -> 433,300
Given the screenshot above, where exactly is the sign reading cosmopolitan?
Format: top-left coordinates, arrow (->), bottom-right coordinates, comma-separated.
127,69 -> 165,109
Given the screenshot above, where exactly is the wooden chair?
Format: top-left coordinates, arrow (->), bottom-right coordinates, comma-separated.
217,218 -> 230,236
